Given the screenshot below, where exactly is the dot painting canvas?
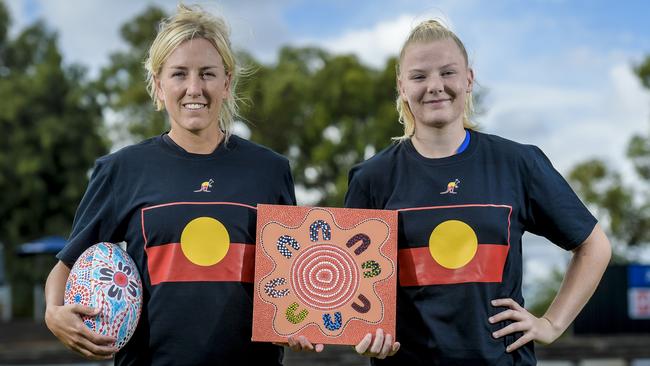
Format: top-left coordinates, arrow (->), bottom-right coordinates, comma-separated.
252,204 -> 397,345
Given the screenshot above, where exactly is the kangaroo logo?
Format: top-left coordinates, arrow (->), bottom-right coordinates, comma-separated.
440,179 -> 460,195
194,179 -> 214,193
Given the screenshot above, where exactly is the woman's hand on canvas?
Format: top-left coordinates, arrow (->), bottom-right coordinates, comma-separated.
274,336 -> 324,352
354,328 -> 400,359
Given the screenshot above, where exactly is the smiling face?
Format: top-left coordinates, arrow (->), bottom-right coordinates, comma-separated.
155,38 -> 231,136
398,38 -> 473,131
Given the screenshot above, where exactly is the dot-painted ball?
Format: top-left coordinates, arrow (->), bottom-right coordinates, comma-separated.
64,242 -> 143,350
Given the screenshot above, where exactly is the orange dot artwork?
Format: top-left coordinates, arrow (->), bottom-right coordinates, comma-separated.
252,205 -> 398,345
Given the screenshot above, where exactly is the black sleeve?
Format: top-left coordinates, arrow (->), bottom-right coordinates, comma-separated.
279,159 -> 297,206
56,157 -> 120,265
523,146 -> 597,250
344,165 -> 376,209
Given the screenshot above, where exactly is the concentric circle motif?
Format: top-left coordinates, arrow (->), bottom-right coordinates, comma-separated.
290,244 -> 359,311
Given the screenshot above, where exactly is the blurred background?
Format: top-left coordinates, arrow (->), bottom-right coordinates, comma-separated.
0,0 -> 649,365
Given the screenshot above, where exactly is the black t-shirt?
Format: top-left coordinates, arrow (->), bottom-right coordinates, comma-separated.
345,130 -> 596,365
58,134 -> 296,365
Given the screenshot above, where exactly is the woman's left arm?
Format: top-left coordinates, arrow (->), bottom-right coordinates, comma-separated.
490,224 -> 611,352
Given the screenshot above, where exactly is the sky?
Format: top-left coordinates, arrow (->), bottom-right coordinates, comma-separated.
5,0 -> 650,293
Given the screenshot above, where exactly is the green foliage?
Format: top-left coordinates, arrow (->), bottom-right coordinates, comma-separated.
628,133 -> 650,180
0,1 -> 8,58
94,6 -> 167,140
240,48 -> 402,205
635,57 -> 650,89
0,4 -> 108,315
569,159 -> 648,249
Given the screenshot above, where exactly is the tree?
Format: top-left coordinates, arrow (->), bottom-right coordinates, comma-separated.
240,47 -> 402,206
94,6 -> 167,142
0,0 -> 108,315
568,56 -> 650,254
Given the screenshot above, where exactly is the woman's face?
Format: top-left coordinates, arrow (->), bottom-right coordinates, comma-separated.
398,38 -> 473,130
155,38 -> 230,135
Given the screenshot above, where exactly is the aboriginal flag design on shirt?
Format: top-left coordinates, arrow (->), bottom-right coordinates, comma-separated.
141,202 -> 257,285
397,204 -> 511,286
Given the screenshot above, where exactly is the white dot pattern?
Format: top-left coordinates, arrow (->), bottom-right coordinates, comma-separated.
290,244 -> 359,311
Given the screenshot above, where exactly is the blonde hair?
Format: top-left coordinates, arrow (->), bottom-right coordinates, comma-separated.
144,3 -> 241,142
394,19 -> 476,141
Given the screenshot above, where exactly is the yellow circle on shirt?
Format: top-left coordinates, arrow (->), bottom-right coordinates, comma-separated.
428,220 -> 477,269
181,217 -> 230,266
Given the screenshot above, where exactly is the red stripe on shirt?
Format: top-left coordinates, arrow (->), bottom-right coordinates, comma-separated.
398,244 -> 509,286
145,242 -> 255,285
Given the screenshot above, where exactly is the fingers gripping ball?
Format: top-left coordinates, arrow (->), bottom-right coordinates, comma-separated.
64,242 -> 143,350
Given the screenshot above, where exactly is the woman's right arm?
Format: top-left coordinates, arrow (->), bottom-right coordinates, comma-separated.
44,260 -> 117,360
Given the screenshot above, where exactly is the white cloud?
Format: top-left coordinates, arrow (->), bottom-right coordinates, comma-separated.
467,13 -> 649,179
18,0 -> 171,76
481,62 -> 649,178
216,0 -> 293,64
307,14 -> 414,68
296,8 -> 463,69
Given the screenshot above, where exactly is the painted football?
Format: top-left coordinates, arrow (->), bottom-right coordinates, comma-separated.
64,242 -> 143,350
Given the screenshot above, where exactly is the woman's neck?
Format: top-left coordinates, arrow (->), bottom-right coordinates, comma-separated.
168,127 -> 224,154
411,123 -> 466,159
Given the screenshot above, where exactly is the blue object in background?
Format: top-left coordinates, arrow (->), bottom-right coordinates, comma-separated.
628,265 -> 650,287
16,236 -> 67,256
